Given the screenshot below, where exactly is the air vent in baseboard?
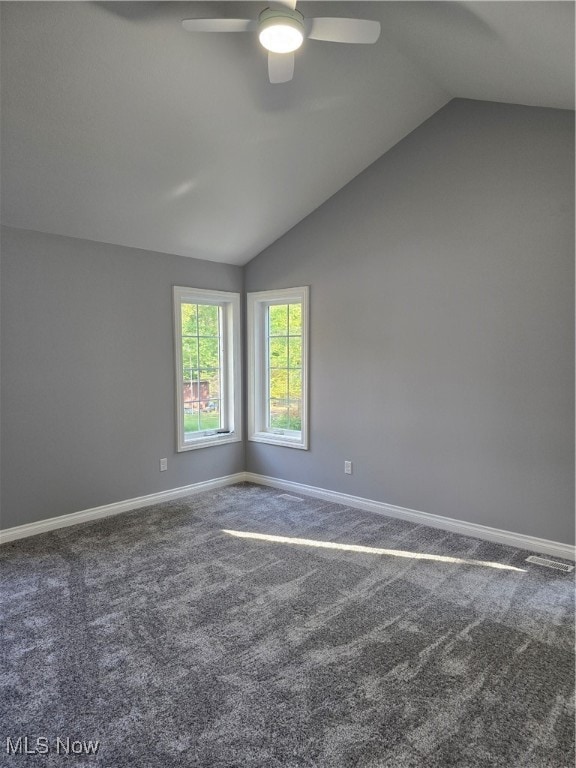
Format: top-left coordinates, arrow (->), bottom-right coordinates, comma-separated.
525,555 -> 574,572
277,494 -> 304,502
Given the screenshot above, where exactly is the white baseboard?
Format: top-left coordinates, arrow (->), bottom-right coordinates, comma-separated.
0,473 -> 247,544
2,470 -> 574,562
244,472 -> 576,562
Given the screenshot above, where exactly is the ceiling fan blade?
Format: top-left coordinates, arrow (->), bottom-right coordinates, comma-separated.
182,18 -> 256,33
306,18 -> 381,44
268,52 -> 295,84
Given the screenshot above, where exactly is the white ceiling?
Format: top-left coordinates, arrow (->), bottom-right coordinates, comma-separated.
1,1 -> 574,265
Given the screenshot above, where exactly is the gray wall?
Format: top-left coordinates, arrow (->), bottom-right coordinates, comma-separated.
1,226 -> 244,528
2,99 -> 574,545
244,99 -> 575,545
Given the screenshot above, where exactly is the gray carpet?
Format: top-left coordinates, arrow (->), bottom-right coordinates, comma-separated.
1,482 -> 574,767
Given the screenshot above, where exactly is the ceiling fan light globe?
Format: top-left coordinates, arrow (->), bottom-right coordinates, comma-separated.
259,18 -> 304,54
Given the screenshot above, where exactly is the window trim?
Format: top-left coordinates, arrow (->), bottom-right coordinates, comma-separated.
247,286 -> 309,450
173,286 -> 242,452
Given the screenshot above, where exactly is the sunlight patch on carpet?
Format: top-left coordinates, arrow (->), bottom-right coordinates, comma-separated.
221,529 -> 527,571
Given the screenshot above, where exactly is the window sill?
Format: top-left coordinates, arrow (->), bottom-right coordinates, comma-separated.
248,431 -> 308,450
178,432 -> 241,452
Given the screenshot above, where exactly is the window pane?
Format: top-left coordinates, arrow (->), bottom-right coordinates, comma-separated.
269,369 -> 288,400
185,369 -> 201,385
288,337 -> 301,369
269,304 -> 288,336
182,368 -> 196,386
199,403 -> 221,431
199,369 -> 221,400
288,400 -> 302,431
288,370 -> 302,400
197,304 -> 219,336
269,337 -> 288,368
199,337 -> 220,368
184,404 -> 200,436
181,304 -> 197,335
269,400 -> 289,429
181,338 -> 198,371
288,303 -> 302,333
183,380 -> 194,404
189,377 -> 209,405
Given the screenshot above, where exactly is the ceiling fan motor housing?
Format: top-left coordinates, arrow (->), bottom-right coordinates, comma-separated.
258,8 -> 305,53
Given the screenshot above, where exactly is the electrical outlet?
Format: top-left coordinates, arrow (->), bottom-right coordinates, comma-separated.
160,458 -> 168,472
344,461 -> 352,475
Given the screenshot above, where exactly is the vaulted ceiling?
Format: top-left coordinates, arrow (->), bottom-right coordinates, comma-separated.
1,1 -> 574,265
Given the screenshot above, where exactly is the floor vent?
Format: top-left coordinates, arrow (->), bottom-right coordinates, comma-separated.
525,555 -> 574,572
277,494 -> 304,502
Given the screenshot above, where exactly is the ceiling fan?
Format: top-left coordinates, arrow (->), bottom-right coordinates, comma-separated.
181,2 -> 381,84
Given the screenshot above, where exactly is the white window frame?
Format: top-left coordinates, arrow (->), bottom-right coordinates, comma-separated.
173,286 -> 241,452
247,286 -> 309,450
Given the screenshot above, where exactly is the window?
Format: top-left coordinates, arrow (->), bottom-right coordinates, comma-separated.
247,287 -> 309,449
173,286 -> 241,451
